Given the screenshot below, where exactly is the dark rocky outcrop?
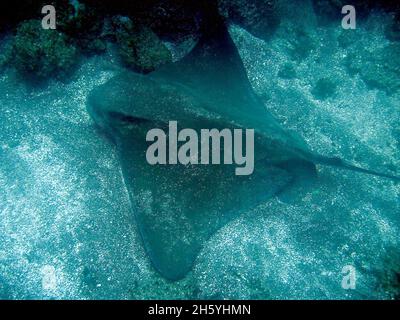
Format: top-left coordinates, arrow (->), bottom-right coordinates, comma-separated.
113,17 -> 172,73
81,0 -> 206,41
12,19 -> 78,81
345,43 -> 400,94
218,0 -> 280,40
312,78 -> 337,100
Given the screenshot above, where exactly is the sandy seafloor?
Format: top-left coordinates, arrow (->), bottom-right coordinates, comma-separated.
0,4 -> 399,299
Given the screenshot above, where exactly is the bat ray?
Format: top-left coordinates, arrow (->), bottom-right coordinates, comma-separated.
87,19 -> 399,280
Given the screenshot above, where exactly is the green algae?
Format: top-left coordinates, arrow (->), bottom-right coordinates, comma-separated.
12,19 -> 78,81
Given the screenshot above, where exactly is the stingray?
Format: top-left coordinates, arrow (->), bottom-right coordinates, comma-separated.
87,18 -> 399,280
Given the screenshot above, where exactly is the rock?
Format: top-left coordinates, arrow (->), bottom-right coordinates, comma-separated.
278,63 -> 296,79
311,78 -> 337,100
337,29 -> 362,48
58,2 -> 106,55
81,0 -> 204,41
385,12 -> 400,42
114,17 -> 172,73
218,0 -> 280,40
12,19 -> 78,81
0,36 -> 13,70
288,28 -> 316,61
136,0 -> 205,42
373,247 -> 400,299
273,23 -> 317,62
345,43 -> 400,94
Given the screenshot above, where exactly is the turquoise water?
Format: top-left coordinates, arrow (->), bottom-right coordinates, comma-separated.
0,3 -> 399,299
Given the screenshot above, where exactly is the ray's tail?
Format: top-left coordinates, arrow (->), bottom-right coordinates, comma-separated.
314,155 -> 400,182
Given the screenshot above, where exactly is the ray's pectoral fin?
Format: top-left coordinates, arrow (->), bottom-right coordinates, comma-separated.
117,124 -> 292,280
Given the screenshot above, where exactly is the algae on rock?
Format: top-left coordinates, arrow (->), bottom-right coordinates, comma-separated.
58,2 -> 106,55
12,20 -> 78,81
345,43 -> 400,95
312,78 -> 337,100
115,18 -> 172,74
218,0 -> 280,40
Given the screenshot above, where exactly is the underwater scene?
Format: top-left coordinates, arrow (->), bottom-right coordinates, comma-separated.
0,0 -> 399,300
